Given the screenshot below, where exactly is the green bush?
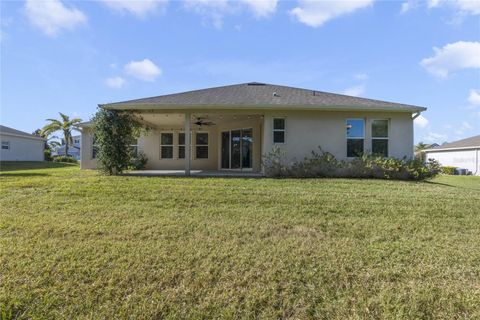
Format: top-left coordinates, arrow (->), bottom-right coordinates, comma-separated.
44,149 -> 52,161
441,166 -> 457,175
52,155 -> 77,163
263,147 -> 441,181
129,151 -> 148,170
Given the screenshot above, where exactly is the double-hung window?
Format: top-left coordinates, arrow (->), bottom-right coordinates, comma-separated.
160,133 -> 174,159
371,119 -> 389,157
178,132 -> 186,159
273,118 -> 285,144
92,137 -> 98,159
346,119 -> 365,157
129,138 -> 138,157
1,141 -> 10,150
195,132 -> 208,159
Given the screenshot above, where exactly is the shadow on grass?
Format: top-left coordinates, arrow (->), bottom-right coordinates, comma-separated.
0,161 -> 78,172
423,179 -> 480,191
0,172 -> 50,177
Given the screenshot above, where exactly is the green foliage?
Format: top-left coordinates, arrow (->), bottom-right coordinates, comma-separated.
441,166 -> 457,175
263,147 -> 441,181
52,155 -> 77,163
129,151 -> 148,170
41,113 -> 82,157
44,149 -> 52,161
92,108 -> 144,175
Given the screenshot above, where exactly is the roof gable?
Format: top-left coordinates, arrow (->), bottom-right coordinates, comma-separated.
426,135 -> 480,151
0,125 -> 44,140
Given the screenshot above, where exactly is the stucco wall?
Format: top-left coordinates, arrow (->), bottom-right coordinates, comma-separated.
80,128 -> 97,169
262,110 -> 414,163
0,135 -> 44,161
425,149 -> 480,175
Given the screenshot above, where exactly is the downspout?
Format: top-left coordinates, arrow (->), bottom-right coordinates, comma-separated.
412,112 -> 421,120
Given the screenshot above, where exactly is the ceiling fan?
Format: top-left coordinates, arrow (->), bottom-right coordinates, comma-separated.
193,117 -> 215,127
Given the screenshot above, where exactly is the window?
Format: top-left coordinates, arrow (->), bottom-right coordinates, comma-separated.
1,141 -> 10,150
160,133 -> 173,159
346,119 -> 365,157
273,118 -> 285,144
129,138 -> 138,157
178,132 -> 185,159
371,119 -> 389,157
196,132 -> 208,159
92,138 -> 98,159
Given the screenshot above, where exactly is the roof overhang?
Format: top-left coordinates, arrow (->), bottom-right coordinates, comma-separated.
0,132 -> 45,141
424,146 -> 480,152
99,103 -> 426,113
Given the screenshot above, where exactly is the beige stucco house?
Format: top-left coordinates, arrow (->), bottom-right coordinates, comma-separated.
0,125 -> 45,161
79,82 -> 426,175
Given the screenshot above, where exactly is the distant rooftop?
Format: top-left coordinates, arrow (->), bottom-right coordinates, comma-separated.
101,82 -> 426,113
425,135 -> 480,151
0,125 -> 44,140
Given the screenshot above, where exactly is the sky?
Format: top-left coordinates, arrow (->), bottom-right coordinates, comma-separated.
1,0 -> 479,144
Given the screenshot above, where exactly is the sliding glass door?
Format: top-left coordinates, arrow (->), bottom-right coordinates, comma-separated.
221,128 -> 253,170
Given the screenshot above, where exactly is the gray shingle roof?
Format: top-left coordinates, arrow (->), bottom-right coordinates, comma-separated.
426,135 -> 480,151
0,125 -> 44,140
101,82 -> 426,112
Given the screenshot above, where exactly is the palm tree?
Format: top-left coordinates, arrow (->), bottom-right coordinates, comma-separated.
414,142 -> 429,161
42,113 -> 82,157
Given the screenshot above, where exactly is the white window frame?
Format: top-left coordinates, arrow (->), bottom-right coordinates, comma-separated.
92,137 -> 98,159
130,139 -> 138,157
2,141 -> 10,150
160,132 -> 174,159
195,131 -> 209,160
273,117 -> 286,144
346,118 -> 365,158
371,119 -> 389,157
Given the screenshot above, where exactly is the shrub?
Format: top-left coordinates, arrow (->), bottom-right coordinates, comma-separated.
52,155 -> 77,163
44,149 -> 52,161
129,151 -> 148,170
262,147 -> 441,181
441,166 -> 457,175
92,108 -> 146,175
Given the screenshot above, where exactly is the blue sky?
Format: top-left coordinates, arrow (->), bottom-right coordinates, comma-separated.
1,0 -> 479,143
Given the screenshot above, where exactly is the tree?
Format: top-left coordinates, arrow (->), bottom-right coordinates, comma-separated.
414,142 -> 429,162
32,129 -> 61,151
92,108 -> 143,175
42,113 -> 82,158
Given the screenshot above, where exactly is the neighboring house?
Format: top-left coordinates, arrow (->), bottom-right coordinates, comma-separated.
79,82 -> 426,174
52,135 -> 81,160
424,135 -> 480,176
0,125 -> 45,161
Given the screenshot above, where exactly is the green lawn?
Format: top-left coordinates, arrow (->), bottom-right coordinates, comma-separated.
1,162 -> 479,319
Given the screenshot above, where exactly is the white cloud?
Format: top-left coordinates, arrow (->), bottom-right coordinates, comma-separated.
105,76 -> 126,89
454,121 -> 473,135
420,41 -> 480,78
240,0 -> 278,17
343,84 -> 365,97
428,0 -> 480,15
24,0 -> 87,36
290,0 -> 373,28
124,59 -> 162,81
99,0 -> 168,18
400,1 -> 414,14
468,89 -> 480,106
183,0 -> 230,29
414,114 -> 429,128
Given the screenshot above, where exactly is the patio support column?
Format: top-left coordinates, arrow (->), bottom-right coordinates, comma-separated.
184,112 -> 191,176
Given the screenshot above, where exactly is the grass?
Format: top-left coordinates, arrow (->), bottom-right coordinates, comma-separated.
1,161 -> 479,319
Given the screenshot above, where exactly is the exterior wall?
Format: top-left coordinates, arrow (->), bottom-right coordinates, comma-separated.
140,127 -> 218,171
425,149 -> 480,176
80,128 -> 97,169
0,134 -> 44,161
262,110 -> 414,164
